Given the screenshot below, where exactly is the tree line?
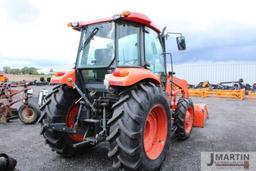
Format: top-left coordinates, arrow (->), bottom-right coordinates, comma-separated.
3,66 -> 43,75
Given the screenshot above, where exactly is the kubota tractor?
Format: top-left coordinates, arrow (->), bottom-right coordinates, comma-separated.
39,11 -> 208,170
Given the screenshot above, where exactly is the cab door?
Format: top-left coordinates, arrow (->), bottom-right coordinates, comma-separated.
144,27 -> 166,82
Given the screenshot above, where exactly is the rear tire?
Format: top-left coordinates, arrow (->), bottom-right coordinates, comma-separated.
107,83 -> 171,171
174,98 -> 194,140
41,85 -> 93,157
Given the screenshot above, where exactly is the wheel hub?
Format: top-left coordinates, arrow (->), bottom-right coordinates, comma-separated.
21,108 -> 35,122
143,105 -> 168,160
184,108 -> 193,134
66,104 -> 84,142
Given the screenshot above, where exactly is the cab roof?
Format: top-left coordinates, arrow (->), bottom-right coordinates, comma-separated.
68,11 -> 160,33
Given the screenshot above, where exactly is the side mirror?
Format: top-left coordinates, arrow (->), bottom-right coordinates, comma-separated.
176,36 -> 186,50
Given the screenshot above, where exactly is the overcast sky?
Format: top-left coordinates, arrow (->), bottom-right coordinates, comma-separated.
0,0 -> 255,72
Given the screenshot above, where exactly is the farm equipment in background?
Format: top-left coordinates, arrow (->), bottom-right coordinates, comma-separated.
189,79 -> 256,100
247,82 -> 256,99
0,71 -> 8,82
28,77 -> 51,86
194,81 -> 211,89
193,79 -> 250,90
189,88 -> 245,100
253,83 -> 256,91
218,78 -> 247,90
38,11 -> 208,171
0,82 -> 40,124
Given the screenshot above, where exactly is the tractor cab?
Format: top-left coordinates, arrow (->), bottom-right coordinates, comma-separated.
68,11 -> 185,93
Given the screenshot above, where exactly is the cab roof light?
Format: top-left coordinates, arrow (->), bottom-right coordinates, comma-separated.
113,10 -> 131,20
67,22 -> 79,27
121,10 -> 131,17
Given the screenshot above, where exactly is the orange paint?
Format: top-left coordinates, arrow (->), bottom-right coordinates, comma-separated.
184,106 -> 194,133
193,104 -> 208,128
0,75 -> 8,82
144,104 -> 167,160
166,74 -> 189,99
50,70 -> 76,87
108,68 -> 160,87
66,103 -> 84,142
166,73 -> 189,110
188,88 -> 245,100
54,71 -> 66,77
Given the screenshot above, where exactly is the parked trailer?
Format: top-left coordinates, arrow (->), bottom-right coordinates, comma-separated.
0,82 -> 39,124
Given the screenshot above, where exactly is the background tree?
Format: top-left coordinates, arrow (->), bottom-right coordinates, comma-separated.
3,66 -> 11,74
2,66 -> 39,75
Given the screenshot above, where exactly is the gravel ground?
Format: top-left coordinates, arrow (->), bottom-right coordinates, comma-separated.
0,86 -> 256,171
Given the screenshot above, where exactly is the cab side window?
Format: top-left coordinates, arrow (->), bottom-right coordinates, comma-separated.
144,27 -> 165,73
117,23 -> 140,66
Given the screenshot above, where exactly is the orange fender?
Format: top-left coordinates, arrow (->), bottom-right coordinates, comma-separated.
108,68 -> 160,87
193,103 -> 208,128
50,70 -> 76,87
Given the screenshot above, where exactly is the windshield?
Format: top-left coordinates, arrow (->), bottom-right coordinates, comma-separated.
76,22 -> 115,68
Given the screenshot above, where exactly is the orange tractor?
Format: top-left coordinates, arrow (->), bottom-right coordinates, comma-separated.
39,11 -> 208,170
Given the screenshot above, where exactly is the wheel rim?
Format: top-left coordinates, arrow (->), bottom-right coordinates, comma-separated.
66,104 -> 83,142
21,107 -> 35,122
184,107 -> 193,134
143,104 -> 168,160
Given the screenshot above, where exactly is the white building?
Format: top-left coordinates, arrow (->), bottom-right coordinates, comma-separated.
173,63 -> 256,85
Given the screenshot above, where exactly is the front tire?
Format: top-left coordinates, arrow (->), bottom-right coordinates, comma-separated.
174,98 -> 194,140
107,83 -> 171,171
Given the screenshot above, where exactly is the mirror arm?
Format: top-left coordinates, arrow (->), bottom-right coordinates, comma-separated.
165,32 -> 186,51
166,32 -> 183,37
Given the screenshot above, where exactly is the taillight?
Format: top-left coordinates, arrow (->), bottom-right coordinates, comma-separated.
54,72 -> 65,77
112,70 -> 129,77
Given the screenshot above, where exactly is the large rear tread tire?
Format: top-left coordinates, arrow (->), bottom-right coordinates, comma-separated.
107,83 -> 171,171
41,84 -> 93,157
174,98 -> 194,140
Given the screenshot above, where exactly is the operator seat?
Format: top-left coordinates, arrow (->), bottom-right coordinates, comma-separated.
94,49 -> 111,81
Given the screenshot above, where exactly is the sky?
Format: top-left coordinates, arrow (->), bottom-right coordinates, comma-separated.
0,0 -> 256,73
